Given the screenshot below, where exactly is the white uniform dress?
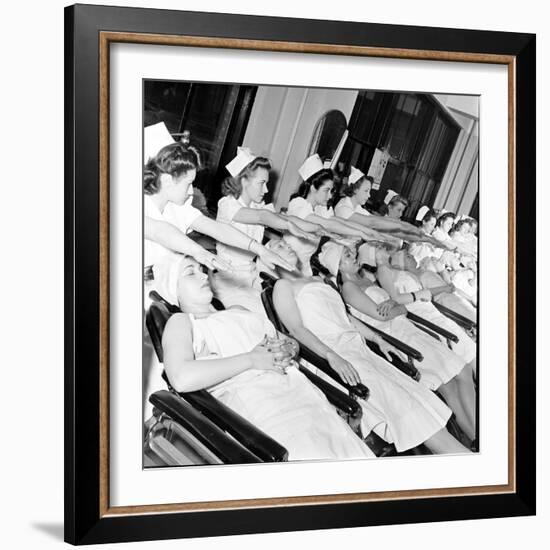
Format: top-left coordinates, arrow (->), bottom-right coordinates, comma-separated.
392,270 -> 477,363
294,282 -> 452,452
188,308 -> 374,461
284,197 -> 334,276
348,285 -> 466,390
144,194 -> 203,268
210,195 -> 274,313
334,196 -> 369,220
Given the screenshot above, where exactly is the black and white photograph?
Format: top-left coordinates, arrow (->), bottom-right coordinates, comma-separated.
142,81 -> 480,467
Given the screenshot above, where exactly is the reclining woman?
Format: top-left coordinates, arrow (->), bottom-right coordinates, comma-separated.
212,147 -> 323,313
284,154 -> 402,276
318,240 -> 476,441
266,238 -> 471,454
155,254 -> 374,461
367,245 -> 477,378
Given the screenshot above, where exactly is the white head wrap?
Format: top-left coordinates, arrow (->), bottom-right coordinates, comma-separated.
144,122 -> 175,164
152,254 -> 185,307
384,189 -> 398,205
298,154 -> 325,181
225,146 -> 258,177
318,241 -> 345,277
358,242 -> 377,268
415,205 -> 430,222
348,166 -> 365,185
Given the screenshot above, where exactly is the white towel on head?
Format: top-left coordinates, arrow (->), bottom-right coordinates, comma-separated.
152,254 -> 185,307
318,241 -> 345,277
358,242 -> 377,267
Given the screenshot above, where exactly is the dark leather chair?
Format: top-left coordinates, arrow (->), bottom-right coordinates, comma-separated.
145,298 -> 289,465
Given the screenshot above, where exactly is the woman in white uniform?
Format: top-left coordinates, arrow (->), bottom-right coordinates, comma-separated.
157,254 -> 374,462
369,245 -> 477,378
335,168 -> 442,244
317,240 -> 476,441
144,135 -> 294,276
212,147 -> 322,312
285,155 -> 401,276
379,190 -> 409,220
266,239 -> 470,454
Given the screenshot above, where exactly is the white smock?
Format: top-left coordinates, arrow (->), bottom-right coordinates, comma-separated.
188,308 -> 374,461
334,196 -> 369,220
348,285 -> 466,390
284,197 -> 334,276
209,195 -> 274,314
294,282 -> 452,452
144,194 -> 203,268
392,270 -> 477,363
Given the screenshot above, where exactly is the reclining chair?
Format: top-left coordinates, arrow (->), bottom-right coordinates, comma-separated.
145,290 -> 366,465
260,272 -> 471,453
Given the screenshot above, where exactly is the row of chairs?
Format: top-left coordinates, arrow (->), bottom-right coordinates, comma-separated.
144,269 -> 476,466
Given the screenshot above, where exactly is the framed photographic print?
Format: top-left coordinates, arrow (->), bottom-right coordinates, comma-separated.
65,3 -> 536,545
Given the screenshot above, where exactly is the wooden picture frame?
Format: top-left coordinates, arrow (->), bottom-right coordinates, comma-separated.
65,3 -> 536,545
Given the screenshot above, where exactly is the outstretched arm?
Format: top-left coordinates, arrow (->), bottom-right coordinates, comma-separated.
272,279 -> 361,386
145,216 -> 231,271
190,215 -> 296,272
231,207 -> 317,240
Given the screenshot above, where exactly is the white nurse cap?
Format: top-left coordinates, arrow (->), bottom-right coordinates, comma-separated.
225,146 -> 258,177
144,121 -> 175,164
384,189 -> 398,205
415,205 -> 430,221
298,154 -> 325,181
348,166 -> 365,185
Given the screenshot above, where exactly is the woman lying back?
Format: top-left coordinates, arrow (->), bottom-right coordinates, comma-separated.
266,239 -> 471,455
155,254 -> 374,461
319,240 -> 476,442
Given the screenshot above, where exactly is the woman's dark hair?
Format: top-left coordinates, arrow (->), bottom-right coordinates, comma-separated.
290,168 -> 333,201
341,175 -> 373,198
144,142 -> 199,195
309,236 -> 332,277
436,212 -> 456,228
452,219 -> 472,233
416,209 -> 437,227
378,193 -> 409,216
221,156 -> 271,198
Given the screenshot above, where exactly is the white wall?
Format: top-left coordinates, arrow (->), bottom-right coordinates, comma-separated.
243,86 -> 358,209
2,1 -> 546,550
433,93 -> 480,214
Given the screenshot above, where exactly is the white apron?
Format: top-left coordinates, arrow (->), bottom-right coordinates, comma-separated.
294,282 -> 452,452
348,285 -> 466,390
189,308 -> 373,461
392,271 -> 477,363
